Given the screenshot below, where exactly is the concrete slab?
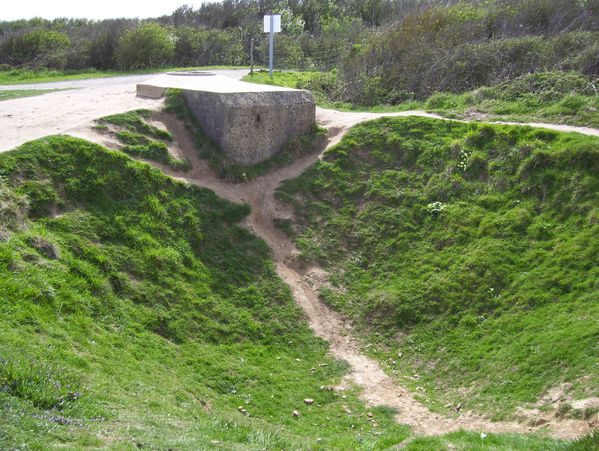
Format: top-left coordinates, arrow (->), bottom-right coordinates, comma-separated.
136,71 -> 299,98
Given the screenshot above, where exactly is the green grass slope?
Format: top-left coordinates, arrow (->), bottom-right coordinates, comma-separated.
0,136 -> 408,449
277,117 -> 599,420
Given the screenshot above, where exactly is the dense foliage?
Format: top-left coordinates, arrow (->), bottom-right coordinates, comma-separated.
1,0 -> 598,96
277,117 -> 599,416
0,136 -> 410,448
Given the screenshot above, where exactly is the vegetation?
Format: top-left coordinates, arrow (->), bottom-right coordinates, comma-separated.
164,89 -> 328,181
277,117 -> 599,419
2,0 -> 597,99
424,71 -> 599,128
97,109 -> 191,171
0,136 -> 413,449
0,88 -> 65,101
116,23 -> 175,70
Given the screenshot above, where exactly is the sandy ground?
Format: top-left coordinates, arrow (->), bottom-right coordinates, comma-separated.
0,73 -> 597,438
0,70 -> 248,153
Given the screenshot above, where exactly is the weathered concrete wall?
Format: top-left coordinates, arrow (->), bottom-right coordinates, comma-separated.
182,90 -> 315,165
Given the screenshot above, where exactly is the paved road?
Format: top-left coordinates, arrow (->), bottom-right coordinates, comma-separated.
0,69 -> 249,90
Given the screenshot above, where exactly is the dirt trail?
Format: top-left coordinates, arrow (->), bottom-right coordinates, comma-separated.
138,110 -> 594,439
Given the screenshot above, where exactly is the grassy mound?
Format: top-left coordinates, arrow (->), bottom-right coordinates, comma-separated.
426,72 -> 599,128
0,136 -> 408,449
96,109 -> 191,171
277,117 -> 599,419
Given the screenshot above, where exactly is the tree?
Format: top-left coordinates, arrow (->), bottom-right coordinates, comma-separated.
116,22 -> 175,69
0,29 -> 71,68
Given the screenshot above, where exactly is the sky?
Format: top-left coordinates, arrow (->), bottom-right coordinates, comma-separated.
1,0 -> 215,21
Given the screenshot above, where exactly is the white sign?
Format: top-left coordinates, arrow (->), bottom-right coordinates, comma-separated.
264,14 -> 281,33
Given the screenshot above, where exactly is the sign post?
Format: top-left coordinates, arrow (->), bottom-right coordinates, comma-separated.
263,14 -> 281,78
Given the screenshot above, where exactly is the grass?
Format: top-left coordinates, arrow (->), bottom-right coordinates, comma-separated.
276,116 -> 599,420
97,109 -> 191,171
164,89 -> 328,182
0,131 -> 592,449
244,70 -> 599,127
0,88 -> 68,101
0,136 -> 410,449
0,66 -> 250,85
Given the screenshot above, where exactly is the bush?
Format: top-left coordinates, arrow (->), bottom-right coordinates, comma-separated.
0,29 -> 70,69
117,23 -> 175,70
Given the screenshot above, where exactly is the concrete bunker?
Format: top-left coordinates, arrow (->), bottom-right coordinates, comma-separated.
137,72 -> 316,165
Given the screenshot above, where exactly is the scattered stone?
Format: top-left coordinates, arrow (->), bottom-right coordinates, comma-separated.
454,403 -> 462,412
480,433 -> 487,439
445,403 -> 453,409
367,412 -> 373,418
295,358 -> 301,362
342,405 -> 352,415
320,385 -> 334,391
398,351 -> 403,358
310,367 -> 316,372
316,438 -> 322,443
304,398 -> 314,405
238,405 -> 250,416
292,410 -> 300,418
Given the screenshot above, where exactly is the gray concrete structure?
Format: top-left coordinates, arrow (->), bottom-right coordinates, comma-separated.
137,72 -> 315,165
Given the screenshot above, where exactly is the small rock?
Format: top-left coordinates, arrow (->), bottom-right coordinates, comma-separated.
454,403 -> 462,412
531,418 -> 547,427
480,432 -> 487,439
316,438 -> 322,443
310,367 -> 316,372
367,412 -> 373,418
295,358 -> 301,362
342,405 -> 352,415
304,398 -> 314,405
398,351 -> 403,358
292,410 -> 300,418
445,403 -> 453,409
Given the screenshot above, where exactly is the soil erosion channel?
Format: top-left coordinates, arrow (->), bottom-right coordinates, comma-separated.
139,109 -> 593,439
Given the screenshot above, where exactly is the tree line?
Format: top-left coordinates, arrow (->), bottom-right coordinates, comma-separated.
1,0 -> 597,103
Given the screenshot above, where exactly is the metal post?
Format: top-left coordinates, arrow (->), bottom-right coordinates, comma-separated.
269,15 -> 274,78
250,38 -> 254,76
